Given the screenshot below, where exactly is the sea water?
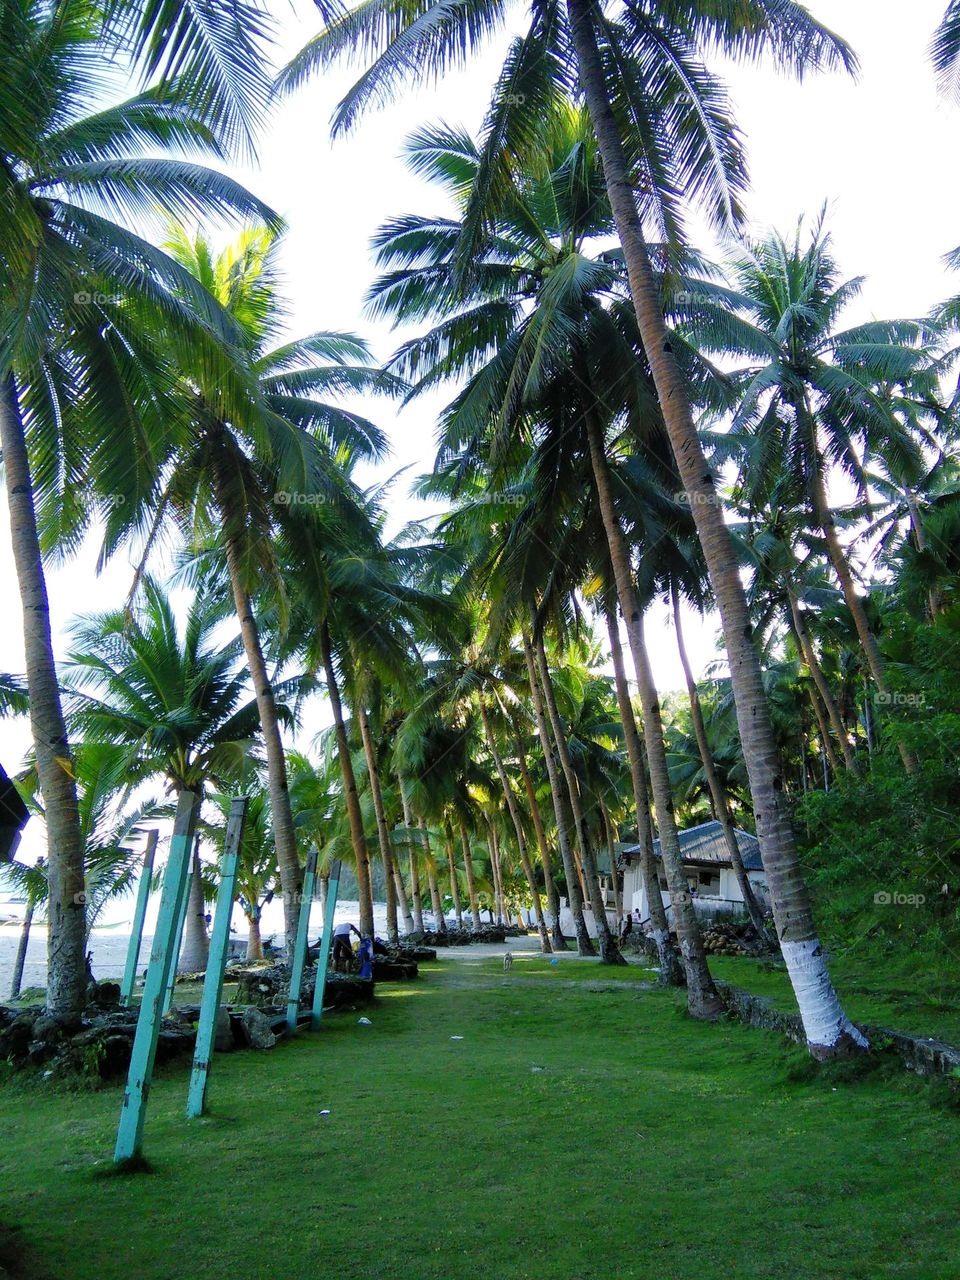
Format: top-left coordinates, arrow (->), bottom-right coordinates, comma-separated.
0,898 -> 390,999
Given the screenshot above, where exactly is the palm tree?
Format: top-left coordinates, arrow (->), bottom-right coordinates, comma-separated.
368,115 -> 723,980
120,226 -> 394,951
711,218 -> 942,773
0,0 -> 277,1017
64,575 -> 263,971
204,783 -> 278,961
603,602 -> 683,984
932,2 -> 960,95
286,2 -> 872,1050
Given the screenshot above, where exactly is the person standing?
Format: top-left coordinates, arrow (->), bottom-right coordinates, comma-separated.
332,920 -> 361,973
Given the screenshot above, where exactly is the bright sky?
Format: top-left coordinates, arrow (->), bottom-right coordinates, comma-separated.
1,0 -> 957,866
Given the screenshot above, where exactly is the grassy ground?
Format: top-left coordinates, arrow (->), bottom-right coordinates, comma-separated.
2,956 -> 959,1280
706,952 -> 960,1046
466,946 -> 960,1043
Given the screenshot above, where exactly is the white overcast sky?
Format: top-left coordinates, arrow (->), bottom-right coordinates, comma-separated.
2,0 -> 958,801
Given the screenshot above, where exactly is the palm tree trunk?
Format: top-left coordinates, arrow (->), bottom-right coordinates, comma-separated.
605,613 -> 713,998
392,861 -> 415,936
486,822 -> 505,923
1,375 -> 86,1019
580,395 -> 712,994
319,622 -> 375,938
356,702 -> 399,944
419,820 -> 446,932
219,524 -> 301,956
178,838 -> 210,973
9,895 -> 35,1001
245,908 -> 264,962
478,701 -> 552,952
605,605 -> 683,985
531,633 -> 624,965
398,778 -> 424,932
785,590 -> 857,775
809,459 -> 917,775
444,824 -> 463,928
599,799 -> 622,919
905,491 -> 941,619
565,0 -> 865,1054
511,718 -> 567,949
458,818 -> 482,930
806,669 -> 840,782
521,628 -> 594,955
671,587 -> 771,941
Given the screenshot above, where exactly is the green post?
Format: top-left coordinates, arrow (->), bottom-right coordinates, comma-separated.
285,844 -> 317,1034
310,859 -> 341,1030
114,789 -> 198,1165
186,796 -> 247,1119
162,841 -> 195,1016
120,829 -> 158,1006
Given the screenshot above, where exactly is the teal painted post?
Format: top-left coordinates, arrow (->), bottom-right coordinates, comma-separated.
310,859 -> 341,1030
285,844 -> 318,1034
186,797 -> 248,1119
120,829 -> 158,1005
162,840 -> 195,1016
114,789 -> 198,1164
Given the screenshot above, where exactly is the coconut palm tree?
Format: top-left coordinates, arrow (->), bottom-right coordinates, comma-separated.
932,2 -> 960,95
203,783 -> 278,961
118,225 -> 396,951
64,574 -> 264,971
707,218 -> 944,775
368,114 -> 725,983
0,0 -> 279,1017
282,0 -> 872,1054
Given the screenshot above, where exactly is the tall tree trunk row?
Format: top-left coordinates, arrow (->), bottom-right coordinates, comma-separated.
605,605 -> 684,986
565,0 -> 865,1054
521,628 -> 595,956
319,623 -> 375,938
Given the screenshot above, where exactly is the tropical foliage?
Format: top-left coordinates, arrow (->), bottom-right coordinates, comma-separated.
1,0 -> 959,1073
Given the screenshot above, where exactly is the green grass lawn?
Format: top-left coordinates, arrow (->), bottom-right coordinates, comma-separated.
461,947 -> 960,1044
2,958 -> 958,1280
706,952 -> 960,1046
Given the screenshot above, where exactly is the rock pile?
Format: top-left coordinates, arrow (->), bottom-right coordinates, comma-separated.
415,926 -> 508,947
0,998 -> 194,1081
231,965 -> 375,1010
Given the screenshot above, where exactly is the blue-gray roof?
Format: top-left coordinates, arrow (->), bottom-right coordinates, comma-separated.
619,820 -> 762,872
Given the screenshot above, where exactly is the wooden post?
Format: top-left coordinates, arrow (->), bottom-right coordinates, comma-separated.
186,797 -> 247,1119
162,846 -> 194,1016
120,830 -> 159,1006
285,844 -> 318,1034
310,859 -> 341,1030
114,790 -> 198,1165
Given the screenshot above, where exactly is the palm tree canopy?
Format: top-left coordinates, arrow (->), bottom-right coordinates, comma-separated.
63,574 -> 263,794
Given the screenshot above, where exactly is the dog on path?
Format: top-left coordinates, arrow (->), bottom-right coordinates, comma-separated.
503,951 -> 513,972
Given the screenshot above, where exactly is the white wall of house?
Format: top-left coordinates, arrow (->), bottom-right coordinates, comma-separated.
622,860 -> 768,922
558,899 -> 619,939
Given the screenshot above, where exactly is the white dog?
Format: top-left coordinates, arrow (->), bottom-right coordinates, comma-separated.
503,951 -> 513,972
